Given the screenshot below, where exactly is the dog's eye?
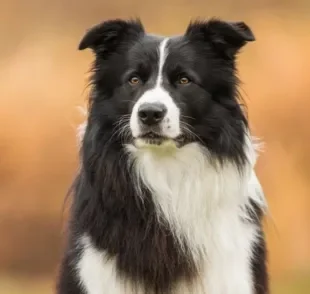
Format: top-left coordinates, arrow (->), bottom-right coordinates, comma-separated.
178,76 -> 191,85
128,76 -> 141,85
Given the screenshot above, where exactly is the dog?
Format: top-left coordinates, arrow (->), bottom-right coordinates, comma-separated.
57,18 -> 269,294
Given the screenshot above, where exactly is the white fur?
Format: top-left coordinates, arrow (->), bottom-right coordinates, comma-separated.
76,106 -> 87,146
129,38 -> 181,139
156,38 -> 169,86
77,132 -> 266,294
77,235 -> 130,294
77,121 -> 87,145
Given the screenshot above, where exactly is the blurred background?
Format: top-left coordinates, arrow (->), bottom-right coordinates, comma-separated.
1,0 -> 310,293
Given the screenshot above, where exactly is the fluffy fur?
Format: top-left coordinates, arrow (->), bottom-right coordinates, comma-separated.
57,18 -> 269,294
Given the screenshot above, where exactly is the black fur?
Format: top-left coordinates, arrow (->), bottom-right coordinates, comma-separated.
244,199 -> 269,293
57,18 -> 268,294
252,229 -> 269,294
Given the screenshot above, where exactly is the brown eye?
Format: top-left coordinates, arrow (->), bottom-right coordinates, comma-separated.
129,76 -> 140,85
179,76 -> 190,85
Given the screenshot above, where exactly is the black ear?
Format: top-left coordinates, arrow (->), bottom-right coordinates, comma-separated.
78,18 -> 145,53
186,18 -> 255,58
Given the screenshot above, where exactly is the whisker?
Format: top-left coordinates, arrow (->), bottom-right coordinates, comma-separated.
181,114 -> 196,121
181,122 -> 204,145
106,115 -> 132,146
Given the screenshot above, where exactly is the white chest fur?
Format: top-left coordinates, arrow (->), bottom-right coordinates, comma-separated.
77,142 -> 263,294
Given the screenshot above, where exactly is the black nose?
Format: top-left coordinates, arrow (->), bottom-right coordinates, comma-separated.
138,103 -> 167,125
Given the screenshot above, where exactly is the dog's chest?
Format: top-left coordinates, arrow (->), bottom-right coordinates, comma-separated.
78,220 -> 256,294
77,143 -> 257,294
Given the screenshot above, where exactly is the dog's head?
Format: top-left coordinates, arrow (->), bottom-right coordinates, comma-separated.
79,18 -> 254,160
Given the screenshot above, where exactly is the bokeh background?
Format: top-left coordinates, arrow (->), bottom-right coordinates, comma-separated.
1,0 -> 310,293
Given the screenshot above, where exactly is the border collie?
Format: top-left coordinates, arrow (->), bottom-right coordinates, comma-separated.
57,18 -> 269,294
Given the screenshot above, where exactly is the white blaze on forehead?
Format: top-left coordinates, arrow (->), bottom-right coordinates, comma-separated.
129,38 -> 181,139
156,38 -> 169,86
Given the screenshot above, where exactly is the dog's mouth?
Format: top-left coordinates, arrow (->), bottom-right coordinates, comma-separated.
138,132 -> 168,145
135,132 -> 186,147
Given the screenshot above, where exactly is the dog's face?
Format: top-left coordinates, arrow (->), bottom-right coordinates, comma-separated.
79,19 -> 254,157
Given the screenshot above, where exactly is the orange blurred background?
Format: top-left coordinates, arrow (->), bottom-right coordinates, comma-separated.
1,0 -> 309,293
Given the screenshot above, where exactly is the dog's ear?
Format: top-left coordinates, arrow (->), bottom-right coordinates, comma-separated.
78,19 -> 145,54
185,18 -> 255,59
